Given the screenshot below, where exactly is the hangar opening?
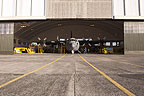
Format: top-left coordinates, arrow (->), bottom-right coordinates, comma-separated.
14,20 -> 124,54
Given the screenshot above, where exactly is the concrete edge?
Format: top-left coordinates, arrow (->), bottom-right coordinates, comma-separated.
0,51 -> 14,55
125,51 -> 144,54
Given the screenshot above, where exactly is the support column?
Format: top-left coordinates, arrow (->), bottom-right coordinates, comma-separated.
0,23 -> 14,54
124,21 -> 144,54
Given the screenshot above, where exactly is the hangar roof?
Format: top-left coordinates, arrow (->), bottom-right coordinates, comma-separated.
14,20 -> 124,41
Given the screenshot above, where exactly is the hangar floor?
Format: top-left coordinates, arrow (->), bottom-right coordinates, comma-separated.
0,54 -> 143,96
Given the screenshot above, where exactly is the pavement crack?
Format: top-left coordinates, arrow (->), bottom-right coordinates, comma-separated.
74,56 -> 77,96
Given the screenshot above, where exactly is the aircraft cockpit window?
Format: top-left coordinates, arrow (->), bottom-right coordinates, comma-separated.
70,38 -> 76,41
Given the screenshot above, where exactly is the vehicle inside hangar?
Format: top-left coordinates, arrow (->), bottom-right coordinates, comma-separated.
14,20 -> 124,54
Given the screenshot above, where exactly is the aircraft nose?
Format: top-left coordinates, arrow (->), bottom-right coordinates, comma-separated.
72,43 -> 76,48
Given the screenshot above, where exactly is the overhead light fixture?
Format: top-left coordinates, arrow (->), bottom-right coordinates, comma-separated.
90,24 -> 95,27
58,24 -> 62,27
20,22 -> 31,28
21,25 -> 27,28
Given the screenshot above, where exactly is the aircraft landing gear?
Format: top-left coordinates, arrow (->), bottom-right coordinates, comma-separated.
72,50 -> 74,54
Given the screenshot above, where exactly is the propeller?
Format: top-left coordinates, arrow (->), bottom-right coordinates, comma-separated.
82,39 -> 92,47
38,37 -> 41,41
44,37 -> 47,41
37,37 -> 47,47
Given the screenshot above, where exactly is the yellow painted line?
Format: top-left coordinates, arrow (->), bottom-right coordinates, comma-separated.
0,55 -> 65,89
79,55 -> 136,96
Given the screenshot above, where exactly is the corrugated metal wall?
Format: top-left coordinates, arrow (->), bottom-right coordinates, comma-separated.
0,23 -> 14,54
46,0 -> 112,18
0,0 -> 45,20
113,0 -> 144,19
124,22 -> 144,53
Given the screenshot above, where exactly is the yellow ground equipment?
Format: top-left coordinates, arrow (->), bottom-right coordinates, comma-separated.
102,48 -> 113,54
14,47 -> 36,54
29,42 -> 44,53
14,47 -> 28,54
28,44 -> 36,53
38,46 -> 44,53
14,43 -> 44,54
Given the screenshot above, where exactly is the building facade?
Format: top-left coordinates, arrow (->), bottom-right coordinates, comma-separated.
0,0 -> 144,54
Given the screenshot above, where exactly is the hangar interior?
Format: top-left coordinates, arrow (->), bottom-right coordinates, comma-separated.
14,20 -> 124,54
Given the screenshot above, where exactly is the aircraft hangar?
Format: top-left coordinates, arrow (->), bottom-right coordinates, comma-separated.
0,1 -> 144,96
0,0 -> 144,54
